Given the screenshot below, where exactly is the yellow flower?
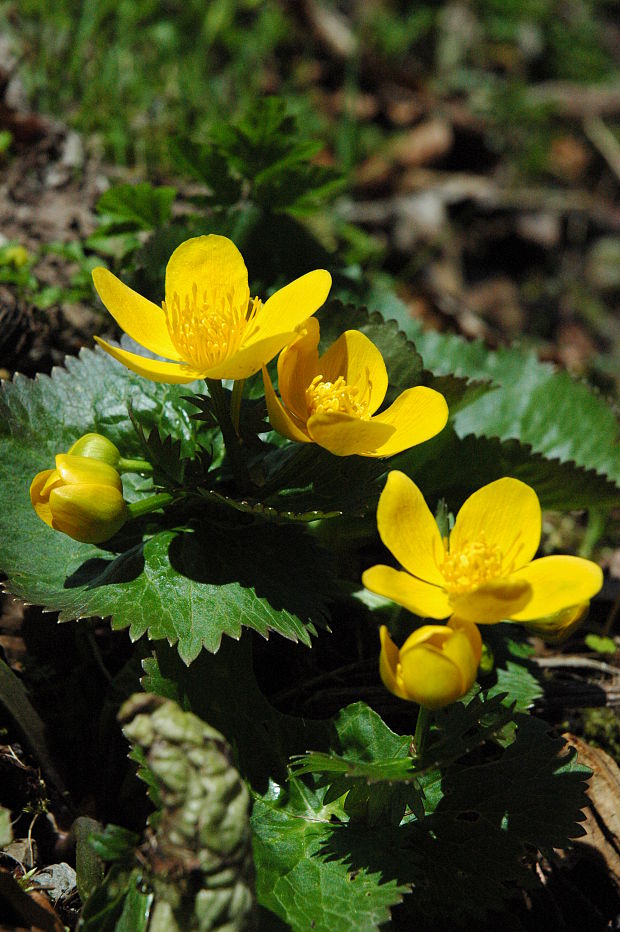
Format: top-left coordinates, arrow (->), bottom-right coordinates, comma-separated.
30,454 -> 128,544
379,619 -> 482,708
363,471 -> 603,624
92,234 -> 332,384
262,318 -> 448,457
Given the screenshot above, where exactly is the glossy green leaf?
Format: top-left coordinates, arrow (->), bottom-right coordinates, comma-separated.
96,182 -> 176,232
0,349 -> 330,663
253,780 -> 407,931
397,427 -> 620,510
407,323 -> 620,492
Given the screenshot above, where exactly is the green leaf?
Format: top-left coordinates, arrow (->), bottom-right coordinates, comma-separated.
253,780 -> 407,931
290,703 -> 421,826
481,626 -> 544,714
0,349 -> 330,662
79,866 -> 152,932
169,138 -> 242,205
142,638 -> 332,791
407,323 -> 620,492
88,824 -> 140,863
0,806 -> 12,848
397,427 -> 620,511
0,656 -> 65,793
319,713 -> 589,922
7,523 -> 327,664
96,182 -> 176,232
585,633 -> 617,654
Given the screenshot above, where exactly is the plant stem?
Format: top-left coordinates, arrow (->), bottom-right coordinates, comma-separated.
117,457 -> 153,474
230,379 -> 245,436
579,507 -> 608,559
206,378 -> 251,490
413,705 -> 432,759
127,492 -> 174,520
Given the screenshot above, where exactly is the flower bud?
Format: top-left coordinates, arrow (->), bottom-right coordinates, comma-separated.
379,617 -> 482,709
30,454 -> 128,544
67,432 -> 121,466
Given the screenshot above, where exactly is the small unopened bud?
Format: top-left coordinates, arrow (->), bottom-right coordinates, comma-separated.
30,454 -> 128,544
68,432 -> 121,467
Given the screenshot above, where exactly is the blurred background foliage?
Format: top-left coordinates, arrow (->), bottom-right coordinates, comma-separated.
2,0 -> 616,172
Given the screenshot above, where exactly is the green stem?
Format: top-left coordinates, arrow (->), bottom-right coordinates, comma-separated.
579,507 -> 608,559
230,379 -> 245,436
118,457 -> 153,474
127,492 -> 174,520
413,705 -> 432,759
207,379 -> 251,490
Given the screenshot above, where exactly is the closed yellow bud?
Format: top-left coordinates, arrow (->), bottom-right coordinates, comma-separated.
68,432 -> 121,466
379,618 -> 482,709
30,454 -> 128,544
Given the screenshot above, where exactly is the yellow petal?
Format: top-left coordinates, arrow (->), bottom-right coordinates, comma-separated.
307,411 -> 394,456
362,565 -> 451,618
165,235 -> 249,319
371,387 -> 449,457
448,616 -> 483,668
202,332 -> 299,380
451,577 -> 533,623
247,269 -> 332,344
508,555 -> 603,622
55,454 -> 123,491
376,470 -> 445,585
450,477 -> 541,574
95,337 -> 204,384
49,484 -> 128,543
522,602 -> 589,642
277,318 -> 321,422
440,621 -> 481,693
318,330 -> 388,415
379,626 -> 409,700
92,268 -> 182,361
262,365 -> 311,444
399,635 -> 465,709
30,469 -> 56,527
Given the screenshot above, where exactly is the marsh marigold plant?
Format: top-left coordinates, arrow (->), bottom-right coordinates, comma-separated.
363,472 -> 603,625
262,318 -> 448,457
92,234 -> 332,383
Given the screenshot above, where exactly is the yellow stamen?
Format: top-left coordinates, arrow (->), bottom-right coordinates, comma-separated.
163,283 -> 262,370
305,369 -> 372,418
442,536 -> 503,597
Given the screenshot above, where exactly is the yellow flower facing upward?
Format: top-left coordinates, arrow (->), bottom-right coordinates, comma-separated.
262,318 -> 448,457
92,235 -> 332,384
30,454 -> 128,544
363,471 -> 603,625
379,619 -> 482,709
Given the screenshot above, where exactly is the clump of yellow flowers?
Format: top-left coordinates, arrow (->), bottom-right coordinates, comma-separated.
28,233 -> 605,719
365,471 -> 604,708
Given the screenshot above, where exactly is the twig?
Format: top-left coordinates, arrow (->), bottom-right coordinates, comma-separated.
584,116 -> 620,184
533,656 -> 619,676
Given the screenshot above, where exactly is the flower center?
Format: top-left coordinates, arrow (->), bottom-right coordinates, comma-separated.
163,282 -> 261,370
305,373 -> 371,418
442,537 -> 504,597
